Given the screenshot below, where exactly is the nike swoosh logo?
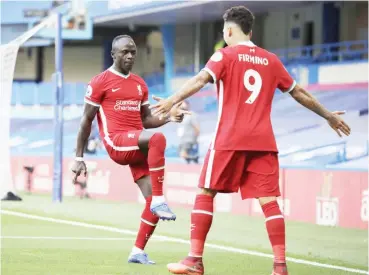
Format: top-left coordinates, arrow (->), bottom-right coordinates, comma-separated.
112,88 -> 120,92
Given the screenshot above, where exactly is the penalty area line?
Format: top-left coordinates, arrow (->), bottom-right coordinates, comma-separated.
1,209 -> 367,274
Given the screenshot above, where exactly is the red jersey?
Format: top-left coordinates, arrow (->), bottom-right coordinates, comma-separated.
84,67 -> 149,148
203,41 -> 296,152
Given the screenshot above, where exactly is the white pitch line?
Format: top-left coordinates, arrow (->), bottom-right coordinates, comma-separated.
1,236 -> 135,241
1,209 -> 368,274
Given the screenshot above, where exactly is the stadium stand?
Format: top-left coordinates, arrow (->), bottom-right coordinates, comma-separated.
4,1 -> 368,178
10,79 -> 368,169
275,40 -> 368,64
9,37 -> 368,170
10,40 -> 369,105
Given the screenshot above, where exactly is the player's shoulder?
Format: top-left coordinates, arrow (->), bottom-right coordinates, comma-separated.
222,44 -> 272,58
208,47 -> 230,63
218,46 -> 234,58
249,46 -> 282,68
129,73 -> 147,86
257,47 -> 280,62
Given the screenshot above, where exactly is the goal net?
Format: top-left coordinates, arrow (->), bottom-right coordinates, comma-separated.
0,15 -> 57,199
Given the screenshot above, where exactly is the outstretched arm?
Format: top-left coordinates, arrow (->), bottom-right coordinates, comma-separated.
141,97 -> 190,129
150,70 -> 212,117
169,70 -> 213,105
289,84 -> 332,119
141,104 -> 171,129
289,84 -> 351,137
75,103 -> 99,157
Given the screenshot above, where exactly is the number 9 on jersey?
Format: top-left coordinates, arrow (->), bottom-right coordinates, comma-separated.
244,69 -> 262,104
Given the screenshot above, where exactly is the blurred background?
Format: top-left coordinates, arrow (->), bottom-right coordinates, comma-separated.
1,1 -> 368,274
3,0 -> 368,166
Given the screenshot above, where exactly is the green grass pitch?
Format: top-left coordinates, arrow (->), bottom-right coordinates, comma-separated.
1,194 -> 368,275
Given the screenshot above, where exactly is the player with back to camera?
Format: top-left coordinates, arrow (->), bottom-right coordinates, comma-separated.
71,35 -> 190,265
150,6 -> 351,275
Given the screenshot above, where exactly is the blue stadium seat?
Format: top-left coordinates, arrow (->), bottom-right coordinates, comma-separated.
63,83 -> 73,106
328,155 -> 368,169
73,83 -> 86,105
17,82 -> 37,105
11,82 -> 21,105
37,82 -> 54,105
274,40 -> 368,65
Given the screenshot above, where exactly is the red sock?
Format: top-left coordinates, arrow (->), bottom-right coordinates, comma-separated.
148,133 -> 166,196
190,194 -> 214,257
262,201 -> 286,263
135,196 -> 160,250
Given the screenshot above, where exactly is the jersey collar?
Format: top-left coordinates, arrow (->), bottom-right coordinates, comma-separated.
108,67 -> 130,79
237,41 -> 256,47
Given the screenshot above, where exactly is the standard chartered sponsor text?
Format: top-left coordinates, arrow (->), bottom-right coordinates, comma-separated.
114,100 -> 141,111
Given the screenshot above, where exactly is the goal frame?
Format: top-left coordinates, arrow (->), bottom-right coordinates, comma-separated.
0,13 -> 64,202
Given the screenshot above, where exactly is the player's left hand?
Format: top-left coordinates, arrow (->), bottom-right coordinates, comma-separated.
327,110 -> 351,137
169,102 -> 186,123
151,95 -> 191,122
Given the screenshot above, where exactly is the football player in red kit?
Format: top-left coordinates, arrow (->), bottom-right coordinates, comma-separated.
71,35 -> 189,265
150,6 -> 351,275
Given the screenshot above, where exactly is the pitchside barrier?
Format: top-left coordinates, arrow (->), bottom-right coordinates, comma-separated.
10,156 -> 368,229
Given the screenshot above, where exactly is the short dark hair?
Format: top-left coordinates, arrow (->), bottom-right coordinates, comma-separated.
223,6 -> 254,35
112,35 -> 133,49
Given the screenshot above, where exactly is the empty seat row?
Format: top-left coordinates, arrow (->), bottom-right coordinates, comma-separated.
11,82 -> 87,105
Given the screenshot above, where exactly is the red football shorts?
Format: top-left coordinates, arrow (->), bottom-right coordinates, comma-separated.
104,130 -> 149,182
198,150 -> 280,199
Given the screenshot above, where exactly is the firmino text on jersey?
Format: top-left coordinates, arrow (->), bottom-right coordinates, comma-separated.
238,54 -> 269,65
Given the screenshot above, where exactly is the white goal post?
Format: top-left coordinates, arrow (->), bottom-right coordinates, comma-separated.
0,15 -> 58,198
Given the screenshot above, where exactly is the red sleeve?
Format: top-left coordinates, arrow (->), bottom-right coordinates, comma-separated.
84,76 -> 105,107
202,50 -> 227,83
274,56 -> 296,93
141,82 -> 149,106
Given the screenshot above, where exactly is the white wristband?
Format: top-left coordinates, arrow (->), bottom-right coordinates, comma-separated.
75,157 -> 84,161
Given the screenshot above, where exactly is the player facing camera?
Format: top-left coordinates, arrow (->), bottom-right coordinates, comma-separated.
110,35 -> 136,75
72,34 -> 191,265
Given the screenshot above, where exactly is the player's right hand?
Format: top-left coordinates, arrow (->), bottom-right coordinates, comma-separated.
327,111 -> 351,137
71,160 -> 87,184
151,95 -> 191,121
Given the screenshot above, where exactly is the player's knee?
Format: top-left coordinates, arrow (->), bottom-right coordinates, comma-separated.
259,196 -> 277,206
149,132 -> 166,149
200,188 -> 217,198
